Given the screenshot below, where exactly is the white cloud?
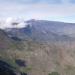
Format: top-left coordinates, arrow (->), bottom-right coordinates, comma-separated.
0,17 -> 28,29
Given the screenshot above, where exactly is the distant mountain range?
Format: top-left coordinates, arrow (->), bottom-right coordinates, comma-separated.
1,19 -> 75,42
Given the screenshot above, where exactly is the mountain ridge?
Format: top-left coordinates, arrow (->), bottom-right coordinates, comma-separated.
2,19 -> 75,42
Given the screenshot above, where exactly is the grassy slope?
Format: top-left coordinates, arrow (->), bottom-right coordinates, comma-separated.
0,29 -> 75,75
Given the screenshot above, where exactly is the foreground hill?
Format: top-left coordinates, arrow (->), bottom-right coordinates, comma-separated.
0,20 -> 75,75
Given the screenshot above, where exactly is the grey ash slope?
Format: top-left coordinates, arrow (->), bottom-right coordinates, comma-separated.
5,19 -> 75,42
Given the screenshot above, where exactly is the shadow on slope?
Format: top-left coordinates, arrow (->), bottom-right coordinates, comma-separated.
0,60 -> 17,75
0,60 -> 28,75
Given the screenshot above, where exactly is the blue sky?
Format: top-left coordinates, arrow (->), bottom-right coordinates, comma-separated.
0,0 -> 75,23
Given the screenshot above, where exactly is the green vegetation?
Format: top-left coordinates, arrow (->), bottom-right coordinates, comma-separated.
20,66 -> 32,73
48,72 -> 60,75
1,29 -> 75,75
64,65 -> 75,75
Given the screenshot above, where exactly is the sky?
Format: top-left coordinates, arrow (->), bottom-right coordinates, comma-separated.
0,0 -> 75,23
